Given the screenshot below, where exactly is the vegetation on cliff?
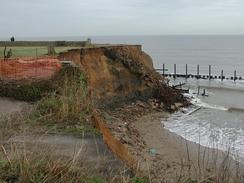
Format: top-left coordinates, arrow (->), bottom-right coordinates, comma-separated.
0,66 -> 151,183
0,46 -> 190,183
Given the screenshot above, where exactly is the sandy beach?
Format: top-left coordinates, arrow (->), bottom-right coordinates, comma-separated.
102,99 -> 244,183
133,111 -> 244,183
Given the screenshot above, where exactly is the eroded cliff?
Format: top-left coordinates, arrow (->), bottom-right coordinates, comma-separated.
59,45 -> 184,109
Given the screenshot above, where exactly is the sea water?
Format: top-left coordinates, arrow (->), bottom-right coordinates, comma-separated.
166,78 -> 244,162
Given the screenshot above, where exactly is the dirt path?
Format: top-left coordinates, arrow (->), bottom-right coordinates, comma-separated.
0,97 -> 28,116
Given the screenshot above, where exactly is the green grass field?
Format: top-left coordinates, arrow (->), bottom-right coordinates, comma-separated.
0,46 -> 80,58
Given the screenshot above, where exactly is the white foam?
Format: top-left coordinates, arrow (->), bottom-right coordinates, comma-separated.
164,106 -> 244,163
166,81 -> 244,162
185,92 -> 228,111
192,97 -> 228,111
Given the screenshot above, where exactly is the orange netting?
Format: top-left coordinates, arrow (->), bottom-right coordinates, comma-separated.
0,57 -> 62,80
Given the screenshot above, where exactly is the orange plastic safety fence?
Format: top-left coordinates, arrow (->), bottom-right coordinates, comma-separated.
0,57 -> 61,80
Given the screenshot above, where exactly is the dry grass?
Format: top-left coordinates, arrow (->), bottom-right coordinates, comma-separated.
174,139 -> 244,183
33,67 -> 91,123
0,139 -> 151,183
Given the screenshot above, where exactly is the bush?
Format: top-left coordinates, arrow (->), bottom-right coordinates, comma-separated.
34,67 -> 90,122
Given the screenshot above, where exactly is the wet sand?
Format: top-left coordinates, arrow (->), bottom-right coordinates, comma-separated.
133,112 -> 244,183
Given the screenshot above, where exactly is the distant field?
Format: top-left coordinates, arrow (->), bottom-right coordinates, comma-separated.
0,46 -> 80,58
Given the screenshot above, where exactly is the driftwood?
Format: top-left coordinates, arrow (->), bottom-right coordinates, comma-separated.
172,82 -> 186,89
188,107 -> 202,115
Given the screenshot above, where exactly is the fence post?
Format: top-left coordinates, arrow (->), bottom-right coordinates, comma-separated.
197,86 -> 200,95
0,60 -> 1,78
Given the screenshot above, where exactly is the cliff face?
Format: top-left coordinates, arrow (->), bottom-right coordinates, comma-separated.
59,45 -> 183,108
59,45 -> 185,107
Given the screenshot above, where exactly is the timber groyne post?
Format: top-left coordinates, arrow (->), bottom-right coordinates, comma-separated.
157,64 -> 242,81
185,64 -> 188,78
197,64 -> 200,79
234,70 -> 237,82
209,65 -> 211,80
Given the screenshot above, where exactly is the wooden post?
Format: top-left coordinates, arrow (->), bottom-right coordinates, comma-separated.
209,65 -> 211,80
234,70 -> 237,82
163,64 -> 165,76
185,64 -> 188,78
174,64 -> 176,78
221,70 -> 224,81
197,86 -> 200,96
197,64 -> 200,79
3,46 -> 6,61
203,89 -> 206,96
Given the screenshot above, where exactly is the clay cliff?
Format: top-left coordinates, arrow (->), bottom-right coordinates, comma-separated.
59,45 -> 184,108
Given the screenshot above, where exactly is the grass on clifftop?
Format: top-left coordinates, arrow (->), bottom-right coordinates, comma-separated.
0,46 -> 80,58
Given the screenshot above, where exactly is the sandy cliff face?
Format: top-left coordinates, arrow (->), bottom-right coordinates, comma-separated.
59,46 -> 156,105
59,45 -> 183,108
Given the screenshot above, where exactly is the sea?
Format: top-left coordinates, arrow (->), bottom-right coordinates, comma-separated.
12,35 -> 244,162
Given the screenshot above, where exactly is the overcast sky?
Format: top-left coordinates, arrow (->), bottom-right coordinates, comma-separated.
0,0 -> 244,38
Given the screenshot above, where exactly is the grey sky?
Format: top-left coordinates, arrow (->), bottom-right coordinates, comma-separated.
0,0 -> 244,37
